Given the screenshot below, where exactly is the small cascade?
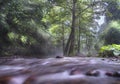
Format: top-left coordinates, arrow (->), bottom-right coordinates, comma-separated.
87,1 -> 108,55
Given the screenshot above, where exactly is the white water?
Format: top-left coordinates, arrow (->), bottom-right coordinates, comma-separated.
9,75 -> 29,84
0,66 -> 25,70
36,71 -> 86,83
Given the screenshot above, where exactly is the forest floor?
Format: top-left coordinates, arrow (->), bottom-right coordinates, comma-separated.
0,56 -> 120,84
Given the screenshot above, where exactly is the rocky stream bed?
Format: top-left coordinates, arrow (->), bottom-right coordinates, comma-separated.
0,56 -> 120,84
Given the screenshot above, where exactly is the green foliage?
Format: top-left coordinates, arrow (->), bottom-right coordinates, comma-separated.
43,0 -> 94,50
48,24 -> 70,45
0,0 -> 54,56
1,0 -> 118,56
99,44 -> 120,57
106,0 -> 120,21
101,21 -> 120,45
108,21 -> 120,29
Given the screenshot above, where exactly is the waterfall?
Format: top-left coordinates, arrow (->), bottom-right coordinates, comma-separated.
88,1 -> 108,55
93,1 -> 108,34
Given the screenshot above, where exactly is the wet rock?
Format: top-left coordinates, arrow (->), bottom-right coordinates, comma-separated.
70,68 -> 82,75
86,70 -> 100,77
101,58 -> 105,60
106,71 -> 120,77
106,71 -> 115,77
23,76 -> 36,84
114,71 -> 120,77
55,56 -> 64,58
0,76 -> 11,84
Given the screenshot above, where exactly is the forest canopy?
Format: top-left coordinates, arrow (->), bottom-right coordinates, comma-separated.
0,0 -> 120,57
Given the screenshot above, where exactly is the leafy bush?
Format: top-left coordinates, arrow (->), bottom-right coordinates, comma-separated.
99,44 -> 120,57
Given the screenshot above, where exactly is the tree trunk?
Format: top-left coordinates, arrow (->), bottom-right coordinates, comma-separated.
62,23 -> 65,55
77,17 -> 81,54
64,0 -> 77,56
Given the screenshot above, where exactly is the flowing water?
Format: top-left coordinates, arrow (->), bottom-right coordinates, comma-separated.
0,57 -> 120,84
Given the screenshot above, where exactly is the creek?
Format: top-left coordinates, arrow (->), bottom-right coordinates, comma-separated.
0,57 -> 120,84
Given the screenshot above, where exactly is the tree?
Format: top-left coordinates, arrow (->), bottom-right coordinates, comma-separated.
64,0 -> 77,56
100,0 -> 120,45
102,20 -> 120,45
104,28 -> 120,45
44,0 -> 96,56
106,0 -> 120,21
0,0 -> 109,57
0,0 -> 54,56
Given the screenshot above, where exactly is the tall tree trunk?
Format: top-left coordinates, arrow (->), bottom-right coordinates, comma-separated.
77,17 -> 81,54
62,23 -> 65,55
64,0 -> 77,56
